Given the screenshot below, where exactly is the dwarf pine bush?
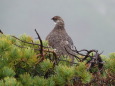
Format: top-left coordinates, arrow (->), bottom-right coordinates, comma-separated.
0,33 -> 114,86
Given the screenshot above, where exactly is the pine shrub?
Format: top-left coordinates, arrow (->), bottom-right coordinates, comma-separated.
0,33 -> 114,86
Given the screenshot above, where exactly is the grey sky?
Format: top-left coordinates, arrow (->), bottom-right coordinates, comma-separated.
0,0 -> 115,55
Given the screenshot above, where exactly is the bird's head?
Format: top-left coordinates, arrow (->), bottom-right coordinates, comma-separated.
51,16 -> 64,26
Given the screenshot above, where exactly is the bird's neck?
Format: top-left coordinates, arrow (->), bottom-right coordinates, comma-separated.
53,23 -> 65,30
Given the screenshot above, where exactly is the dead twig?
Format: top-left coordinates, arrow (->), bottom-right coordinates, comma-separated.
64,45 -> 104,71
14,44 -> 27,48
34,29 -> 45,64
12,35 -> 49,48
0,29 -> 3,34
35,29 -> 43,57
64,46 -> 81,61
12,36 -> 39,45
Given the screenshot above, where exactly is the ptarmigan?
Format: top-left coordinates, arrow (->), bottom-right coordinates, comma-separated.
46,16 -> 75,62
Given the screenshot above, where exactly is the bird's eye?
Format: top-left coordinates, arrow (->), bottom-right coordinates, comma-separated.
52,17 -> 57,20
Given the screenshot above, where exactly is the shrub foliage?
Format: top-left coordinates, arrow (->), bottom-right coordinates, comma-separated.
0,33 -> 114,86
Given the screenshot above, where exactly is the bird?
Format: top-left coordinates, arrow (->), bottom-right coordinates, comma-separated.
46,16 -> 76,63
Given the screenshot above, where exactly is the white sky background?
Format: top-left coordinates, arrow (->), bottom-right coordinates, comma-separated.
0,0 -> 115,55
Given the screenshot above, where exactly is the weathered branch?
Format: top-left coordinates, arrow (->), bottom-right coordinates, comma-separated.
64,46 -> 81,61
12,35 -> 49,48
64,45 -> 104,70
12,36 -> 39,45
0,29 -> 3,34
35,29 -> 43,56
14,44 -> 27,48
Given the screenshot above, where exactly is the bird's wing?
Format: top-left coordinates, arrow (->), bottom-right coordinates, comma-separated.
67,36 -> 73,45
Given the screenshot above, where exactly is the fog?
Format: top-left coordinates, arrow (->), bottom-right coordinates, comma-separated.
0,0 -> 115,55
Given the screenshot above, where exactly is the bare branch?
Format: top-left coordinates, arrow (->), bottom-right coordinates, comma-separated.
12,35 -> 49,48
14,44 -> 27,48
0,29 -> 3,34
12,36 -> 39,45
35,29 -> 43,56
64,46 -> 81,61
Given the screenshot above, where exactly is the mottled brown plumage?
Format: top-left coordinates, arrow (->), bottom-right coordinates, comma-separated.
46,16 -> 75,62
